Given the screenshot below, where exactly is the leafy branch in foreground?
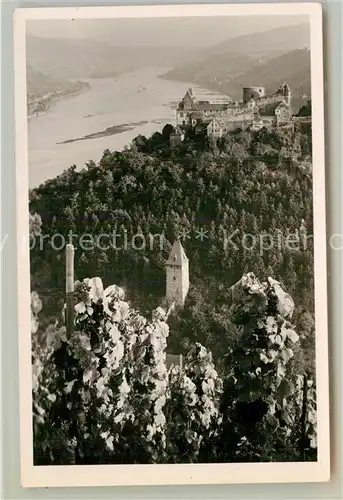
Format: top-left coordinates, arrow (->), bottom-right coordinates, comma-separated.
32,273 -> 317,464
220,272 -> 317,462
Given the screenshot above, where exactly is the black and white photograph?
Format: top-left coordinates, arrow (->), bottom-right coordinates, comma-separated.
14,3 -> 329,487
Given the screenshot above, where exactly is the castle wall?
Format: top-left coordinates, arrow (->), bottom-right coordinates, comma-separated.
225,119 -> 253,132
176,84 -> 292,135
203,109 -> 228,118
256,95 -> 285,107
207,110 -> 255,137
226,104 -> 245,115
275,105 -> 292,124
243,86 -> 265,103
225,110 -> 255,122
176,110 -> 191,126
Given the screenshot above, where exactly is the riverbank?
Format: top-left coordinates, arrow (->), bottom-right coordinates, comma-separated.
28,68 -> 194,188
28,81 -> 90,119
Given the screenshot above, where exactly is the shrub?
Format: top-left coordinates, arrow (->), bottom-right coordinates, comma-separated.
32,273 -> 317,464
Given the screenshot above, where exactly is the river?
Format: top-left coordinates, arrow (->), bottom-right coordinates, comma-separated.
28,68 -> 192,188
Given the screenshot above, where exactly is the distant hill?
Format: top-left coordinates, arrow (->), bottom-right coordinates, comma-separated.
224,49 -> 311,107
26,35 -> 194,80
26,65 -> 89,115
204,23 -> 310,57
27,35 -> 119,80
161,23 -> 311,109
27,64 -> 81,98
162,52 -> 259,88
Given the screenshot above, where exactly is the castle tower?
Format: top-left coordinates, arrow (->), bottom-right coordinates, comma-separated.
276,83 -> 291,106
242,86 -> 265,104
166,240 -> 189,307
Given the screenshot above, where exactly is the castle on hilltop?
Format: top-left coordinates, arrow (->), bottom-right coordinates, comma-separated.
165,240 -> 189,307
173,83 -> 293,140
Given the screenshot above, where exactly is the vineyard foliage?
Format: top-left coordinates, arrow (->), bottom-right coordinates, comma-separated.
32,273 -> 316,464
30,123 -> 316,463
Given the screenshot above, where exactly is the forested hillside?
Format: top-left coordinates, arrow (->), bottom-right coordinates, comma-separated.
29,123 -> 314,371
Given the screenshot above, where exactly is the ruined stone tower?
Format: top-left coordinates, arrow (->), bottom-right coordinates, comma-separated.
166,240 -> 189,307
242,85 -> 266,103
276,82 -> 292,106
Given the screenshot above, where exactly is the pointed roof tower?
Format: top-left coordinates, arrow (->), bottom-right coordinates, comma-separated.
166,240 -> 188,266
276,82 -> 291,96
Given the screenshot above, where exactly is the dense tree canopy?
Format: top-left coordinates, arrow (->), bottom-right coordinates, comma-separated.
30,122 -> 317,465
296,100 -> 312,117
29,125 -> 314,366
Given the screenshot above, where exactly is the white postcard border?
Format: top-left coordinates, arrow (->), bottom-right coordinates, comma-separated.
14,2 -> 330,488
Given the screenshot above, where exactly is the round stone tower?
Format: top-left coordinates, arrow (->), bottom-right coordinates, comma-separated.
243,86 -> 265,103
166,240 -> 189,307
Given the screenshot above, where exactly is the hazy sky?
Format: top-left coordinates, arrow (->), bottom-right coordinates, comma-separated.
27,15 -> 309,47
